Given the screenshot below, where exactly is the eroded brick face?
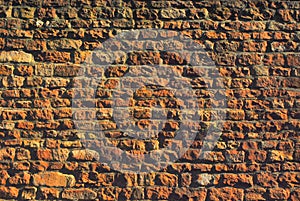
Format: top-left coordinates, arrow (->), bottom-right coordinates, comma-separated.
0,0 -> 299,200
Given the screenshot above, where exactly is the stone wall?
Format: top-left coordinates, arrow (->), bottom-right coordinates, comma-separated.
0,0 -> 299,200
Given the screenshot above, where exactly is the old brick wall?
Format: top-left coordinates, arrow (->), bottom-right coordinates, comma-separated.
0,0 -> 299,200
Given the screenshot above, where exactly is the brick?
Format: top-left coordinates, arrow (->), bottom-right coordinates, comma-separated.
130,188 -> 144,200
290,189 -> 300,201
40,187 -> 60,199
240,8 -> 265,20
264,110 -> 288,120
54,65 -> 83,77
0,51 -> 34,63
227,110 -> 245,120
269,66 -> 291,76
268,188 -> 290,200
0,148 -> 15,161
0,186 -> 19,199
28,109 -> 53,120
7,29 -> 33,38
98,187 -> 118,200
135,8 -> 158,20
240,21 -> 266,31
1,110 -> 27,120
48,39 -> 82,50
171,188 -> 207,201
287,54 -> 300,67
42,0 -> 69,6
203,151 -> 225,162
278,172 -> 299,188
36,51 -> 71,63
195,173 -> 218,186
2,76 -> 25,88
243,41 -> 267,52
245,188 -> 266,201
161,9 -> 186,19
254,77 -> 279,88
90,173 -> 113,186
271,41 -> 297,52
36,7 -> 57,19
222,174 -> 253,187
62,188 -> 97,199
274,32 -> 291,40
112,19 -> 135,28
33,172 -> 75,187
269,150 -> 293,162
0,170 -> 9,185
188,8 -> 209,19
70,149 -> 99,161
16,121 -> 34,130
0,6 -> 12,18
16,148 -> 31,160
26,40 -> 47,51
227,32 -> 251,40
14,65 -> 34,76
225,150 -> 245,163
74,50 -> 90,64
146,187 -> 172,200
155,173 -> 178,187
215,41 -> 239,52
215,53 -> 236,66
21,187 -> 37,200
208,187 -> 244,201
0,65 -> 13,75
204,31 -> 227,40
256,173 -> 278,188
252,32 -> 273,40
36,148 -> 69,161
277,9 -> 294,22
24,76 -> 43,87
238,54 -> 262,66
44,77 -> 70,88
8,172 -> 31,185
253,66 -> 268,76
128,51 -> 160,65
6,38 -> 26,49
115,7 -> 133,19
114,173 -> 137,187
247,150 -> 267,162
210,7 -> 231,20
18,7 -> 36,19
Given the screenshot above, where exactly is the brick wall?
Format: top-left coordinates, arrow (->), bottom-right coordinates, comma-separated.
0,0 -> 299,200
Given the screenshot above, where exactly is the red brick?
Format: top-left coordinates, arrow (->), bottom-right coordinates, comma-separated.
146,187 -> 172,200
0,170 -> 9,185
256,173 -> 278,188
0,186 -> 19,199
238,54 -> 262,66
62,188 -> 97,199
268,188 -> 290,200
0,65 -> 13,75
8,172 -> 31,185
0,148 -> 15,161
222,174 -> 253,187
245,188 -> 266,201
36,51 -> 71,63
155,173 -> 178,187
208,187 -> 244,201
33,172 -> 75,187
40,187 -> 60,199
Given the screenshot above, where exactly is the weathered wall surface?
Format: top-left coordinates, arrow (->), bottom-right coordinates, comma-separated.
0,0 -> 299,200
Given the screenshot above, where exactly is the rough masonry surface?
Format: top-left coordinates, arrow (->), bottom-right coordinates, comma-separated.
0,0 -> 299,200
